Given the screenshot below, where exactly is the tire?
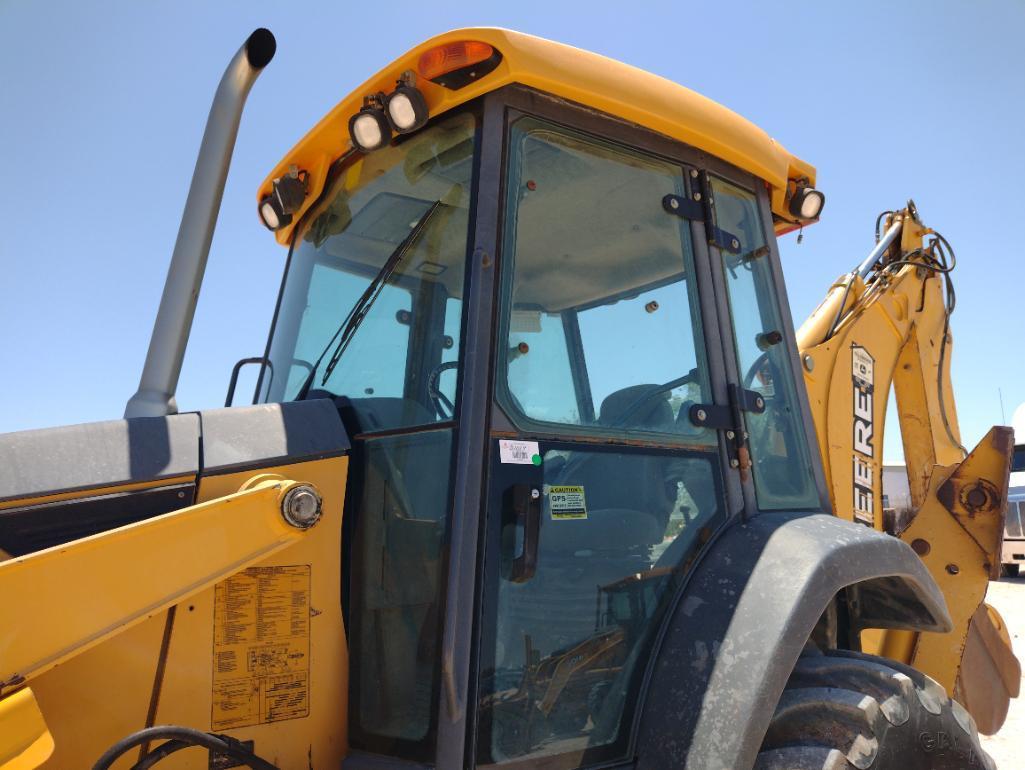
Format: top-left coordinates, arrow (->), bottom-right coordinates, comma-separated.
755,648 -> 996,769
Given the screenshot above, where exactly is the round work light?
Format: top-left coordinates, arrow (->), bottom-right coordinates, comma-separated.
258,169 -> 308,231
385,84 -> 429,133
349,107 -> 391,153
259,197 -> 286,230
789,187 -> 826,221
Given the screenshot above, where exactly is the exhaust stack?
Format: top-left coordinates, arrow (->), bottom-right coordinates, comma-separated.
125,29 -> 276,418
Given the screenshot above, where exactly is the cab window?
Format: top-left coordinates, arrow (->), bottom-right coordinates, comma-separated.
710,177 -> 820,509
496,116 -> 713,445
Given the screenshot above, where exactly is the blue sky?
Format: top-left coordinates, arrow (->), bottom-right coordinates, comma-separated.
1,1 -> 1023,463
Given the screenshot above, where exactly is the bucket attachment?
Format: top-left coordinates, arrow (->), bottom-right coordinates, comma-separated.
956,603 -> 1021,735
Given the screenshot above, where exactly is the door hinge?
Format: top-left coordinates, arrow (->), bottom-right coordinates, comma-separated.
689,384 -> 766,479
662,169 -> 743,255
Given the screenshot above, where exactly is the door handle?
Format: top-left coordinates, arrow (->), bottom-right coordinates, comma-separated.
508,483 -> 541,583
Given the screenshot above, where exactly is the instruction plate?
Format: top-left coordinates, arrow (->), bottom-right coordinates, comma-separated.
549,485 -> 587,519
211,565 -> 311,730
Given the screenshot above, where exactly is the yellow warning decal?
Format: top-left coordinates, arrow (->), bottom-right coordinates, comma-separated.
548,485 -> 587,519
211,565 -> 310,730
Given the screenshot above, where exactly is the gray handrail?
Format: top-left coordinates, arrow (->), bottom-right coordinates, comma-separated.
125,29 -> 276,418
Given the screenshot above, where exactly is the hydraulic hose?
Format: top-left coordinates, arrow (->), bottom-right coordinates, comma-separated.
92,725 -> 278,770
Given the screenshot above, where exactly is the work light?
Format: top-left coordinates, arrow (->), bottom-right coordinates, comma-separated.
258,169 -> 308,231
349,106 -> 391,153
385,83 -> 429,133
789,187 -> 826,220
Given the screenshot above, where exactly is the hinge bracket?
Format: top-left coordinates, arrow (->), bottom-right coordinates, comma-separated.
689,384 -> 766,478
662,169 -> 743,255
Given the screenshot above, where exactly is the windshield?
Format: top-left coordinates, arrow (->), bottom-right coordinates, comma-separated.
260,112 -> 476,432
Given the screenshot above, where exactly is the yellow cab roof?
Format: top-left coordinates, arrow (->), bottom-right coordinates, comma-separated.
260,27 -> 816,244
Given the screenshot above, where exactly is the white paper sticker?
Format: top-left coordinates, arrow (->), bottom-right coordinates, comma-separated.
499,439 -> 541,465
510,310 -> 542,333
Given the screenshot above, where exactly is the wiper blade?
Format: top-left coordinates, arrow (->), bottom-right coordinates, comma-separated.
294,199 -> 442,400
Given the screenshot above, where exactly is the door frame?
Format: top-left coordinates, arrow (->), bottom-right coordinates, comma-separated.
437,84 -> 776,770
437,83 -> 832,770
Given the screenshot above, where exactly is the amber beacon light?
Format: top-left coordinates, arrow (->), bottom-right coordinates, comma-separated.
418,41 -> 497,85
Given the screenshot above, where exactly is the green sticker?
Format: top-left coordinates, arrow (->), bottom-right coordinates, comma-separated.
531,454 -> 542,466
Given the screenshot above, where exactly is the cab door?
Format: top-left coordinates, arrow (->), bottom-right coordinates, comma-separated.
473,105 -> 732,769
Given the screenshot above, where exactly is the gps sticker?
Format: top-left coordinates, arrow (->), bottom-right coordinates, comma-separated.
548,485 -> 587,520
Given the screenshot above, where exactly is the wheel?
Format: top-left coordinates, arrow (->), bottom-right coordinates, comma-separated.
755,648 -> 996,769
1002,563 -> 1020,578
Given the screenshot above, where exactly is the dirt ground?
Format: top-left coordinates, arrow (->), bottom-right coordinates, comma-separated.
979,574 -> 1024,768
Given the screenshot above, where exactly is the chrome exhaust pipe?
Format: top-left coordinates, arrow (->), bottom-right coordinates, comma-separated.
125,29 -> 276,418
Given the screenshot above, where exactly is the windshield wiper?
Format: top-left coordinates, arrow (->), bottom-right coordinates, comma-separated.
294,199 -> 442,400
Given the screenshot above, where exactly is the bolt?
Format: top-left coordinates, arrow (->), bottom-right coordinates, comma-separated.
693,192 -> 702,202
669,197 -> 679,210
731,239 -> 740,250
726,430 -> 735,440
911,538 -> 931,556
965,486 -> 988,510
282,485 -> 323,530
755,397 -> 764,409
690,169 -> 699,178
803,354 -> 815,372
730,459 -> 740,468
645,300 -> 659,313
696,408 -> 707,422
945,563 -> 960,575
530,488 -> 540,500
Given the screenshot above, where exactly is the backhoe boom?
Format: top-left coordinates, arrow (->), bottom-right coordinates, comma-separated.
797,203 -> 1020,732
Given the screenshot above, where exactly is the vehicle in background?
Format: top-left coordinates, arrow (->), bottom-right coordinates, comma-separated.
1004,405 -> 1025,576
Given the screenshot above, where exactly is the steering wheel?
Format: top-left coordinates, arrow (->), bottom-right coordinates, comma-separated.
610,369 -> 699,429
743,350 -> 785,396
427,360 -> 459,419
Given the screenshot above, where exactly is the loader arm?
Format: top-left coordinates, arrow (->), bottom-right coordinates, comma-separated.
796,203 -> 1020,732
0,399 -> 351,770
0,475 -> 321,690
0,474 -> 324,768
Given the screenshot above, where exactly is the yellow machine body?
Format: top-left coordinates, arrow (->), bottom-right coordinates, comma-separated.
0,26 -> 1018,770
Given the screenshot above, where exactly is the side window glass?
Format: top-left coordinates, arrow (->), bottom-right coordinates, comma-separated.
434,296 -> 463,414
498,116 -> 713,444
348,429 -> 453,758
262,112 -> 477,432
479,444 -> 723,765
281,262 -> 412,400
711,177 -> 820,509
506,311 -> 580,424
577,282 -> 705,436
